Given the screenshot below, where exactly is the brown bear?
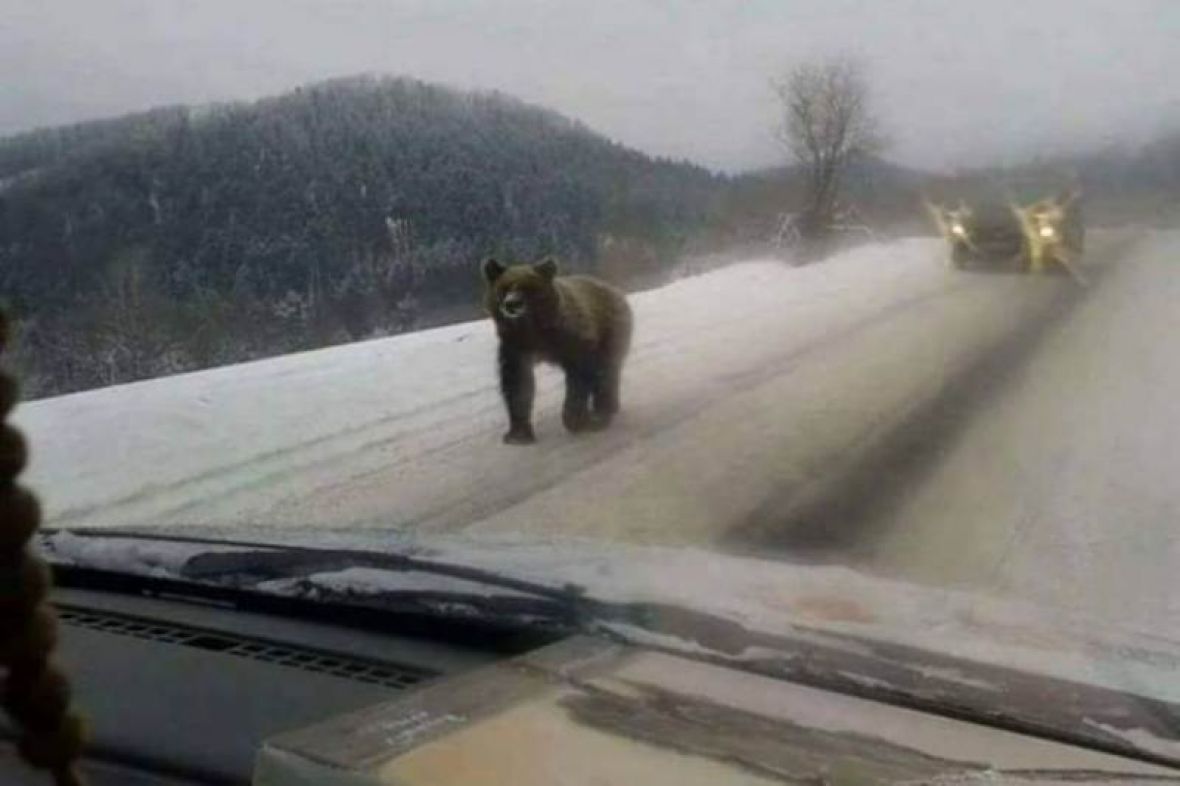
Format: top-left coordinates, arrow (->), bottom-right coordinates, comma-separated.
482,257 -> 632,444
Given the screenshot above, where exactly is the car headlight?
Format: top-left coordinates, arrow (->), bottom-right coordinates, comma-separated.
1039,225 -> 1055,238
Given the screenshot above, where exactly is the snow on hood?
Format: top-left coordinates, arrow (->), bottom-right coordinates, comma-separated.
43,528 -> 247,577
257,566 -> 539,600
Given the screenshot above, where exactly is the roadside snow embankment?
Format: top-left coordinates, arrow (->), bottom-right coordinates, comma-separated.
15,236 -> 1100,543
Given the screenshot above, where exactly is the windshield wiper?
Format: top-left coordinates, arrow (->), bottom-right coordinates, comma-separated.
40,528 -> 583,596
39,528 -> 592,644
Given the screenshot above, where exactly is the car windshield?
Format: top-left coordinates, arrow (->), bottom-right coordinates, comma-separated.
4,0 -> 1180,752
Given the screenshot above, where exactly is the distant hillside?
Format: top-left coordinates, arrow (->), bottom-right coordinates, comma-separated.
0,75 -> 723,397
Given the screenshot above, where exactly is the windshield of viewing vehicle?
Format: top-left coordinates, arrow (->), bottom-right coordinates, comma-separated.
3,0 -> 1179,730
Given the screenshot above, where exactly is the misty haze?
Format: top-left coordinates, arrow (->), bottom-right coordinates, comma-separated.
4,0 -> 1179,170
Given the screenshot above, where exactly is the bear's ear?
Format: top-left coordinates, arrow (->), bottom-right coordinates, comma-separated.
533,257 -> 558,281
482,258 -> 506,284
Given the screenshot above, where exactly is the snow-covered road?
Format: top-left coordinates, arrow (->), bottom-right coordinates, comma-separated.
17,235 -> 1086,545
837,231 -> 1180,635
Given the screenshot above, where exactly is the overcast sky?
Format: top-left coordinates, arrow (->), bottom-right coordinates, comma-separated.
2,0 -> 1178,172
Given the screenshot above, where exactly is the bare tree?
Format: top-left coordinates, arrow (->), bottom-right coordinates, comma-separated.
773,56 -> 884,245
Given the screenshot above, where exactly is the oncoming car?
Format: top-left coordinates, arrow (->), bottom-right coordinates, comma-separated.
926,189 -> 1086,282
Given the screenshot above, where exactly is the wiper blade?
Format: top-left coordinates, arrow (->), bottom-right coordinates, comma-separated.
39,527 -> 585,604
38,528 -> 599,639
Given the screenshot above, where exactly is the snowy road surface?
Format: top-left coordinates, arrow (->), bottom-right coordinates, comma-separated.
18,236 -> 1072,540
827,230 -> 1180,635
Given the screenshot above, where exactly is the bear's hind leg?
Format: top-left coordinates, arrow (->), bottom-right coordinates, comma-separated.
562,369 -> 597,433
591,316 -> 630,425
591,361 -> 621,422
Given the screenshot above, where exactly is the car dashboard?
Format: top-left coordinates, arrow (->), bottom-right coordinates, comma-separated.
1,584 -> 541,786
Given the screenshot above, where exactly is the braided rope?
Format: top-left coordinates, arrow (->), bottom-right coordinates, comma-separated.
0,313 -> 87,786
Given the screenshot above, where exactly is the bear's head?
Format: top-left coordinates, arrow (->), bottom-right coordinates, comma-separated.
481,257 -> 560,338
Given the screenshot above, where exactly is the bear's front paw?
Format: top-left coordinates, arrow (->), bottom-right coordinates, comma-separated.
568,410 -> 612,433
584,413 -> 612,431
562,410 -> 592,434
503,426 -> 536,445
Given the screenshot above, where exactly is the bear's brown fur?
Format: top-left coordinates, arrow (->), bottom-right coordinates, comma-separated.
482,257 -> 632,444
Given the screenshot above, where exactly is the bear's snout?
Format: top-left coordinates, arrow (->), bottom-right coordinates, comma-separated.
500,291 -> 527,320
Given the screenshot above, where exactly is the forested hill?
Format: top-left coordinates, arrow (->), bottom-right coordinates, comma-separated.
0,75 -> 722,397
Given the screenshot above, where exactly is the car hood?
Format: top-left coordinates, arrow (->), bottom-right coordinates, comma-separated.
41,525 -> 1180,767
962,203 -> 1023,239
260,636 -> 1180,786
